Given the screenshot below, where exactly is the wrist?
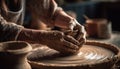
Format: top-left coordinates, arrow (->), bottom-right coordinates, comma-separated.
17,28 -> 33,43
53,9 -> 74,29
17,28 -> 49,44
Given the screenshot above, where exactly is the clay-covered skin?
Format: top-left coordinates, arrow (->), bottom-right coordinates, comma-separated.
25,0 -> 86,54
17,29 -> 82,54
28,44 -> 115,65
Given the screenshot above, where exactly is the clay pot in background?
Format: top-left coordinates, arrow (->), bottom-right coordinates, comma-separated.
0,41 -> 32,69
85,18 -> 112,39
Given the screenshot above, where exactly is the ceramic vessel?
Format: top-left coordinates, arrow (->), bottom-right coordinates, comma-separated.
85,19 -> 112,39
0,41 -> 32,69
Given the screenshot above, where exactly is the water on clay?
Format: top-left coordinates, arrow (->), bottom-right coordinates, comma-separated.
28,44 -> 115,66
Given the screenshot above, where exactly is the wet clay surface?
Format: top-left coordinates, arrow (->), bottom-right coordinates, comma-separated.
28,44 -> 115,66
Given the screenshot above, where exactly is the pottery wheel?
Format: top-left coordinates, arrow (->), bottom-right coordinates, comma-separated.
28,43 -> 115,66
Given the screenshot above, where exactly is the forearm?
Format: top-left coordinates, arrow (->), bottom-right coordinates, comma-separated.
27,0 -> 76,29
53,7 -> 75,29
17,28 -> 62,45
0,14 -> 23,42
17,29 -> 39,44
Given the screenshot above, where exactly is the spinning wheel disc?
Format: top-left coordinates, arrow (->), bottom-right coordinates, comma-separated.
28,41 -> 120,69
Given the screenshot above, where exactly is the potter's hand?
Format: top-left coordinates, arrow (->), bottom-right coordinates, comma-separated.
69,19 -> 86,47
62,19 -> 86,49
17,29 -> 80,54
40,31 -> 80,54
54,10 -> 86,48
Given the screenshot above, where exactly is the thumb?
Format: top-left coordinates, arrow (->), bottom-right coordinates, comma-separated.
68,19 -> 77,31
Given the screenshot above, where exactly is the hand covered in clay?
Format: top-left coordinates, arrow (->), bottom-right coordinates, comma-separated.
26,0 -> 86,52
54,9 -> 86,48
68,19 -> 86,47
17,29 -> 80,54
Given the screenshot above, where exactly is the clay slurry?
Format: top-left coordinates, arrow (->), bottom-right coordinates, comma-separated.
28,44 -> 114,66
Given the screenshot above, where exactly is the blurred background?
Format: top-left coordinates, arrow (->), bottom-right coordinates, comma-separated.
55,0 -> 120,31
55,0 -> 120,47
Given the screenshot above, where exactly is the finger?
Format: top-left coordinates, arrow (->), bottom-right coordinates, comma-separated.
76,25 -> 86,40
50,31 -> 64,39
62,30 -> 72,35
51,42 -> 78,54
62,39 -> 79,50
68,19 -> 76,31
69,30 -> 78,37
76,32 -> 84,40
77,30 -> 86,42
78,38 -> 86,47
64,35 -> 79,46
63,30 -> 78,38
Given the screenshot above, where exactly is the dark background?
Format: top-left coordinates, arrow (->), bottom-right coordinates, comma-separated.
57,0 -> 120,31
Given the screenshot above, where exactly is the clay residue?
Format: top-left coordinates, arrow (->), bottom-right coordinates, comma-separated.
28,44 -> 115,66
